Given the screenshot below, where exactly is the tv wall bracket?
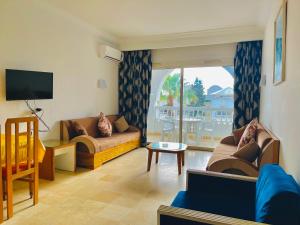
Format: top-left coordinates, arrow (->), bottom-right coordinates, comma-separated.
25,100 -> 50,132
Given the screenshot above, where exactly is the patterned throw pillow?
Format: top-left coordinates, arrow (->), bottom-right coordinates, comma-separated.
73,121 -> 88,136
114,116 -> 129,133
237,118 -> 258,150
233,139 -> 260,162
232,125 -> 246,145
98,112 -> 112,137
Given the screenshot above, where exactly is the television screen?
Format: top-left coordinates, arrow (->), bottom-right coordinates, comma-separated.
6,69 -> 53,101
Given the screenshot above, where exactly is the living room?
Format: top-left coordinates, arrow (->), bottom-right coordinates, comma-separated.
0,0 -> 300,224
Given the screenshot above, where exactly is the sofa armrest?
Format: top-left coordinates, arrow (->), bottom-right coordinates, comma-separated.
71,135 -> 98,154
187,169 -> 257,198
158,205 -> 268,225
207,157 -> 259,177
220,135 -> 236,145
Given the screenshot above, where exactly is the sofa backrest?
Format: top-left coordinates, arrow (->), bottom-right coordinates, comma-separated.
256,123 -> 280,169
256,164 -> 300,224
60,115 -> 120,141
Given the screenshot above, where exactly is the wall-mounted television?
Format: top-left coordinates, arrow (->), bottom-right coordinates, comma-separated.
6,69 -> 53,101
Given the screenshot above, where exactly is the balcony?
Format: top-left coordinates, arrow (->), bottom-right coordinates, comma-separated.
147,105 -> 233,148
147,67 -> 234,149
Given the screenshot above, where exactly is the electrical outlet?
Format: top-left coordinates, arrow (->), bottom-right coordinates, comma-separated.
260,74 -> 267,86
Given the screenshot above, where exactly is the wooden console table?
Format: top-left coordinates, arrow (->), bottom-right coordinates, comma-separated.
39,140 -> 76,181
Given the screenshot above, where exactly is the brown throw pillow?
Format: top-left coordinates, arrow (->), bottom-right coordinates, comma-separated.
232,125 -> 246,145
114,116 -> 129,133
233,139 -> 260,162
98,112 -> 112,137
237,118 -> 258,150
73,121 -> 88,136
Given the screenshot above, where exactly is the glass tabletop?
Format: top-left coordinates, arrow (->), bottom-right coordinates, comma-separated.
147,142 -> 187,151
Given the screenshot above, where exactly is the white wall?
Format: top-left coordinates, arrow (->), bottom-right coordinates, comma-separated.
152,43 -> 236,69
0,0 -> 119,139
120,26 -> 263,51
260,0 -> 300,181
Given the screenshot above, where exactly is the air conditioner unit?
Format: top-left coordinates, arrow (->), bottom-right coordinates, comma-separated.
99,45 -> 123,63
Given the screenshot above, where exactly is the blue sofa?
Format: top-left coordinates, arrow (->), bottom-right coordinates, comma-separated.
158,164 -> 300,225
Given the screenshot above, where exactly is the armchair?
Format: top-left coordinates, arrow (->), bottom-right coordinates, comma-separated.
158,165 -> 300,225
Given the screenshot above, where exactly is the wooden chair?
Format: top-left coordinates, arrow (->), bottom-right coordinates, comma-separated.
3,117 -> 39,219
0,126 -> 3,223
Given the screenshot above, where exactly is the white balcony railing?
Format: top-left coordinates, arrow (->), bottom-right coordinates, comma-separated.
148,106 -> 233,148
156,106 -> 233,122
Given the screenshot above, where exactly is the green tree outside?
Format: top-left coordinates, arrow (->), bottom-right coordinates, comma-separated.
160,74 -> 205,106
191,78 -> 205,106
159,73 -> 181,104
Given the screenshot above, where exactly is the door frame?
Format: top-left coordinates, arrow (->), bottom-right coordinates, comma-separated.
149,66 -> 233,152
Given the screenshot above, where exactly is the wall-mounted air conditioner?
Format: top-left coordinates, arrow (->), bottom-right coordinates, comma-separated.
99,45 -> 123,63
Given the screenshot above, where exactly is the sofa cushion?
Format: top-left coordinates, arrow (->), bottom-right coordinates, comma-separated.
71,117 -> 100,138
106,115 -> 120,132
232,125 -> 246,145
98,113 -> 112,137
213,143 -> 237,155
94,131 -> 140,152
114,116 -> 129,133
256,128 -> 272,150
233,139 -> 260,163
73,121 -> 88,136
238,118 -> 258,150
256,164 -> 300,224
171,191 -> 255,221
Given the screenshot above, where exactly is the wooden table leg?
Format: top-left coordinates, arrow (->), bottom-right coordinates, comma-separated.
0,162 -> 2,223
177,152 -> 182,175
181,151 -> 185,166
147,149 -> 153,172
155,152 -> 159,164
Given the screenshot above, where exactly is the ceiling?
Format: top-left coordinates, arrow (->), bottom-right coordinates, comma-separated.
43,0 -> 274,39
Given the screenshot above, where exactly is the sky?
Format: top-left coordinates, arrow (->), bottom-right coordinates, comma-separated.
168,67 -> 233,94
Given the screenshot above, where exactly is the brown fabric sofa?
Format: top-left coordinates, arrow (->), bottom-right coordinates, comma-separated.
60,115 -> 141,169
206,123 -> 279,177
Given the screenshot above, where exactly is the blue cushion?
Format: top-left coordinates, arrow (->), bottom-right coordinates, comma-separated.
256,164 -> 300,224
171,191 -> 255,221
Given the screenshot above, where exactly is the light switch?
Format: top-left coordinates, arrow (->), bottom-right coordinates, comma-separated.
260,74 -> 267,86
98,79 -> 107,89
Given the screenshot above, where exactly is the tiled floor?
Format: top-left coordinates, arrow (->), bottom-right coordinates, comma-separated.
3,148 -> 212,225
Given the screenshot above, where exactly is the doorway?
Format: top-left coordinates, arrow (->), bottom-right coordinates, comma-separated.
147,66 -> 234,150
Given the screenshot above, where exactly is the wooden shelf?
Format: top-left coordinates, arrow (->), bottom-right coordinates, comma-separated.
39,140 -> 76,181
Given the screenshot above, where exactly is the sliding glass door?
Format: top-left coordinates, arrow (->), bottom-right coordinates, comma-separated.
147,66 -> 234,149
147,68 -> 181,143
182,67 -> 233,148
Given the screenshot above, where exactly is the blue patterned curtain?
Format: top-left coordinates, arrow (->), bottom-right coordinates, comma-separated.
119,50 -> 152,146
233,41 -> 263,129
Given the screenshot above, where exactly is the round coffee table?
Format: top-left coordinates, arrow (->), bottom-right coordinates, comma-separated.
146,142 -> 187,175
